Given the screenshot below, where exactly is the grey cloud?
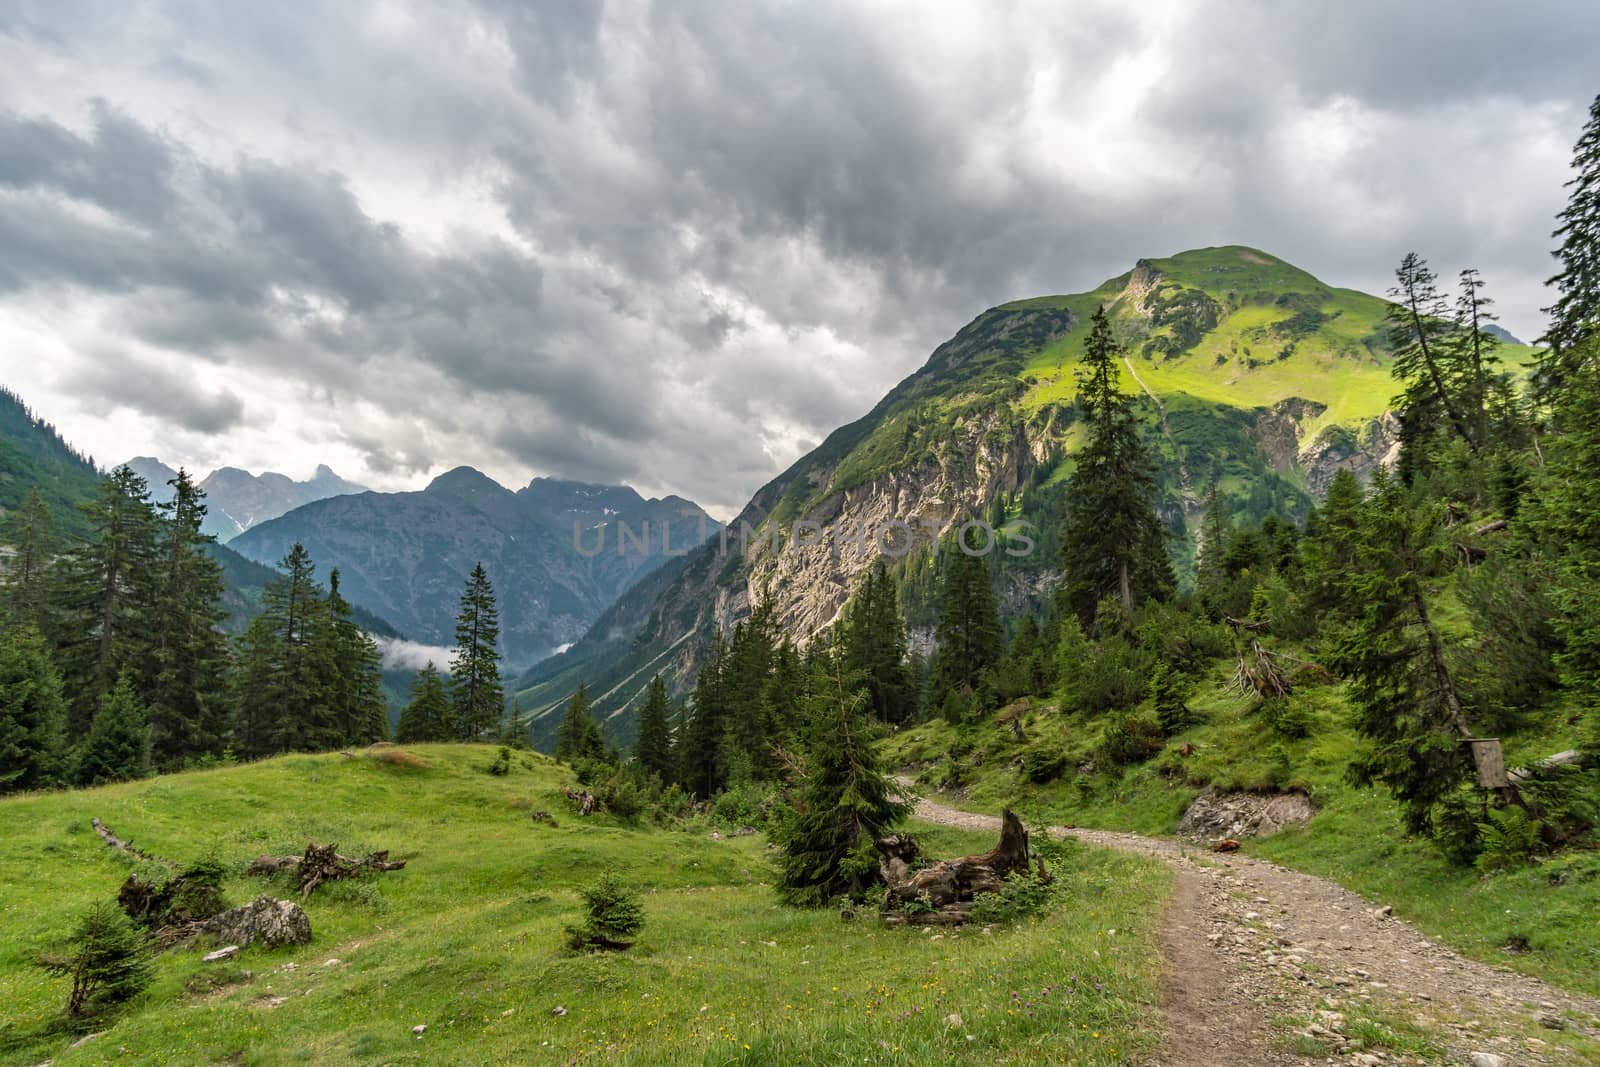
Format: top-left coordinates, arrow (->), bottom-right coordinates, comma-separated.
1,1 -> 1596,514
68,350 -> 247,435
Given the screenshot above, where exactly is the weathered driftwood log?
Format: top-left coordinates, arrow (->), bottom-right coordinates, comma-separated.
562,787 -> 598,816
247,842 -> 407,899
883,809 -> 1029,910
90,818 -> 172,866
875,834 -> 920,887
204,896 -> 312,949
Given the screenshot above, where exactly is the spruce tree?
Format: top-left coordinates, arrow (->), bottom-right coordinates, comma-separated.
325,569 -> 388,745
931,530 -> 1001,705
1195,482 -> 1231,614
553,683 -> 606,764
0,624 -> 67,793
1059,305 -> 1173,622
54,466 -> 159,732
679,636 -> 728,796
1333,472 -> 1494,836
395,662 -> 455,743
76,673 -> 153,786
1542,93 -> 1600,363
449,563 -> 504,741
38,903 -> 153,1019
774,650 -> 909,906
841,564 -> 916,724
633,674 -> 674,779
0,488 -> 56,631
232,543 -> 334,757
144,469 -> 230,767
1388,253 -> 1479,459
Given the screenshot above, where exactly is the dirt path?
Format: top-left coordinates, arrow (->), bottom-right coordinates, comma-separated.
904,791 -> 1600,1066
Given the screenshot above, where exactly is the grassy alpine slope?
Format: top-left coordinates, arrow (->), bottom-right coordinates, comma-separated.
883,662 -> 1600,1000
0,745 -> 1169,1066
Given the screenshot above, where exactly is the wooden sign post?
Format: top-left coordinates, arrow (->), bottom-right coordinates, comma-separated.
1465,738 -> 1508,790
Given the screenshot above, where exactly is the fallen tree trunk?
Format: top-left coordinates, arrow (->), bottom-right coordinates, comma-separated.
90,818 -> 172,866
247,842 -> 407,899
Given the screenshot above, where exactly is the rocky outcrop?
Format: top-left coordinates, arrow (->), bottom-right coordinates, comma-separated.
1300,414 -> 1401,496
1177,790 -> 1316,840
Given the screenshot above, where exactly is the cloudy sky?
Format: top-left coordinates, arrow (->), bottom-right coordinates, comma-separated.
1,1 -> 1594,516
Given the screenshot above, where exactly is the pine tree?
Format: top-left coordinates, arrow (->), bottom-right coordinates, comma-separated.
54,466 -> 160,732
395,662 -> 455,743
143,469 -> 230,767
773,649 -> 910,906
633,674 -> 674,779
0,488 -> 56,631
554,683 -> 606,764
0,624 -> 67,793
232,543 -> 334,757
1542,93 -> 1600,363
1301,469 -> 1366,613
841,564 -> 916,724
931,531 -> 1001,706
76,673 -> 153,786
449,563 -> 504,741
718,604 -> 782,782
1059,305 -> 1173,622
325,569 -> 388,745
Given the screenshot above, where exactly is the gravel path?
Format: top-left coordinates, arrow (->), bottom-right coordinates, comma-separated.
903,789 -> 1600,1066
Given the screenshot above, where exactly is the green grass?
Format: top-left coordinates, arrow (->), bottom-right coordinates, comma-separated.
0,746 -> 1170,1066
883,664 -> 1600,1001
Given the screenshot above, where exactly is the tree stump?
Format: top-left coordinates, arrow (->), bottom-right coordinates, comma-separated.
882,809 -> 1030,918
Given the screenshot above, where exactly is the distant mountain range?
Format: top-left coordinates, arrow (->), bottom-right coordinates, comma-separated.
0,390 -> 396,638
124,457 -> 367,542
228,467 -> 719,668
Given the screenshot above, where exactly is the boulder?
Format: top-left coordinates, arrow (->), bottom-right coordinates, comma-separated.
205,896 -> 312,949
1178,789 -> 1314,840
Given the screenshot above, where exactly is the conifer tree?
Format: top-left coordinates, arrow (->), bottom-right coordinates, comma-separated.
1388,253 -> 1479,459
633,674 -> 674,779
0,624 -> 67,793
325,570 -> 388,745
679,636 -> 728,797
0,488 -> 56,631
395,662 -> 455,743
38,902 -> 153,1019
1542,93 -> 1600,365
931,530 -> 1001,705
1334,472 -> 1497,836
54,466 -> 159,732
449,563 -> 504,741
719,604 -> 782,781
774,649 -> 909,906
841,563 -> 916,724
554,683 -> 606,764
1195,482 -> 1231,613
76,673 -> 153,786
1059,305 -> 1173,622
144,469 -> 230,767
232,543 -> 334,757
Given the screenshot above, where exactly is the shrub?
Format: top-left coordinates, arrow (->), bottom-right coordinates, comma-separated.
1476,805 -> 1543,873
1098,712 -> 1165,768
1062,636 -> 1154,716
564,871 -> 645,951
488,747 -> 512,776
1258,696 -> 1311,739
38,903 -> 153,1020
969,869 -> 1058,925
1022,745 -> 1069,784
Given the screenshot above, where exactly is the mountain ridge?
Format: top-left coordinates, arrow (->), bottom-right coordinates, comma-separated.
512,245 -> 1543,746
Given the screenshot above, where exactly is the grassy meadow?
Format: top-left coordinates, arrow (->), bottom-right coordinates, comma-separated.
883,667 -> 1600,1002
0,745 -> 1170,1066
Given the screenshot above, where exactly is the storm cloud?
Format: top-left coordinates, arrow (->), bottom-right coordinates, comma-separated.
0,0 -> 1594,514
